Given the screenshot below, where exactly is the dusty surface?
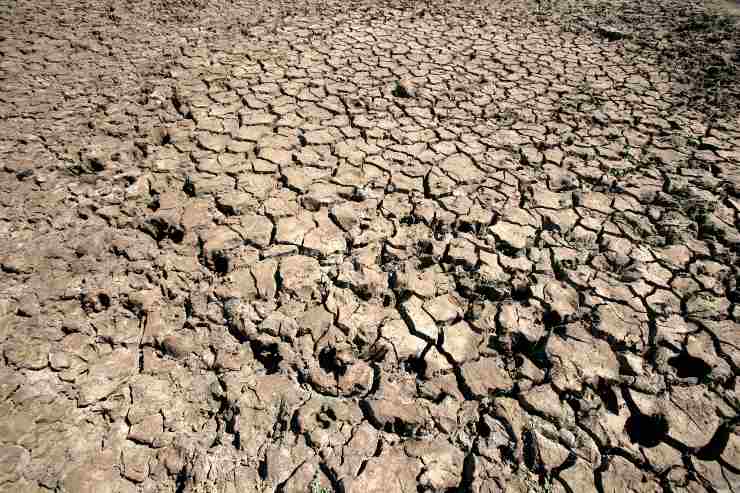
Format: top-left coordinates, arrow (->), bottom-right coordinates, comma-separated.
1,0 -> 739,491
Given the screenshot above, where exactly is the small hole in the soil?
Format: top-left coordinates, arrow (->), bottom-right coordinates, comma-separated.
318,347 -> 346,376
511,336 -> 550,370
496,242 -> 520,257
90,158 -> 105,172
522,430 -> 536,470
385,417 -> 413,436
476,417 -> 491,438
432,222 -> 450,241
596,380 -> 619,414
722,374 -> 736,390
476,283 -> 505,302
249,340 -> 282,374
668,352 -> 712,380
417,256 -> 435,269
416,239 -> 433,255
184,297 -> 193,319
183,177 -> 196,197
356,289 -> 373,302
98,293 -> 111,309
290,410 -> 301,434
169,228 -> 185,244
565,395 -> 581,414
174,468 -> 188,493
212,253 -> 230,274
403,355 -> 427,376
457,221 -> 477,234
317,407 -> 337,429
625,413 -> 669,448
511,284 -> 533,302
542,310 -> 561,330
542,219 -> 560,233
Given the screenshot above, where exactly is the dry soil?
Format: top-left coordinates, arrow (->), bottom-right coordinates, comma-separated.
0,0 -> 739,492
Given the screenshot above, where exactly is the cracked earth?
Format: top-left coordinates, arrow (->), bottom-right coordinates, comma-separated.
1,0 -> 739,491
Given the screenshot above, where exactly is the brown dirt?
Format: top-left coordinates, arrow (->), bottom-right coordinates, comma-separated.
0,0 -> 738,492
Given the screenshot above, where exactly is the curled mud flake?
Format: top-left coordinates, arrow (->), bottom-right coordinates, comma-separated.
461,357 -> 514,399
399,295 -> 439,342
526,430 -> 570,474
404,439 -> 465,490
342,447 -> 421,493
595,303 -> 650,353
441,320 -> 481,365
546,321 -> 620,392
361,374 -> 430,437
601,455 -> 662,492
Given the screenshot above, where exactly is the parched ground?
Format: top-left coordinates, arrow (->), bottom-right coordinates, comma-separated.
0,0 -> 739,491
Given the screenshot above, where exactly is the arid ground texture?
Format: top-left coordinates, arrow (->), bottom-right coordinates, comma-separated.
0,0 -> 739,491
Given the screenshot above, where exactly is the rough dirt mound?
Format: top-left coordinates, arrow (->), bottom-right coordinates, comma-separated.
536,0 -> 740,117
0,0 -> 738,492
